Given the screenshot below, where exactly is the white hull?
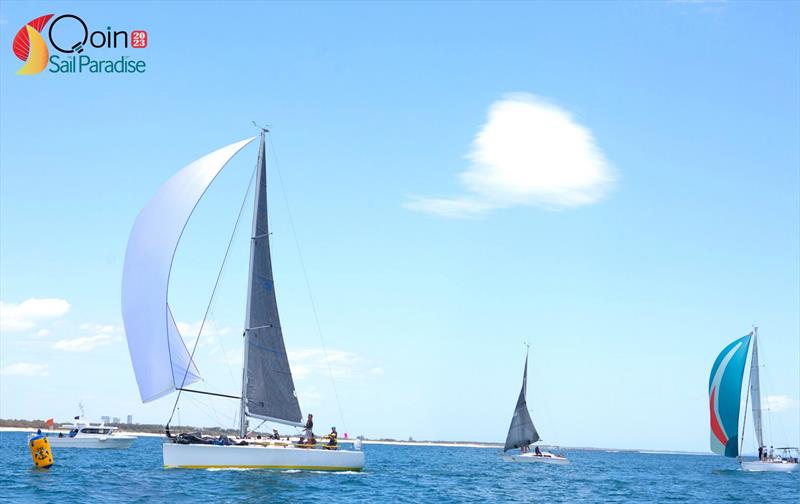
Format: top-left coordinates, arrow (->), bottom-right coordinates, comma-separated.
49,436 -> 135,449
163,442 -> 365,471
30,433 -> 135,449
741,460 -> 799,472
503,452 -> 569,465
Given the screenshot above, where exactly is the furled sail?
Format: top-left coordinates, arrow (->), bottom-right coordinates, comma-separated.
504,353 -> 540,452
122,137 -> 255,403
241,132 -> 303,426
749,332 -> 763,450
708,334 -> 752,457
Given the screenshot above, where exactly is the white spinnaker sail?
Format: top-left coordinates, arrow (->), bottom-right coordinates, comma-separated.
749,334 -> 763,449
122,137 -> 255,402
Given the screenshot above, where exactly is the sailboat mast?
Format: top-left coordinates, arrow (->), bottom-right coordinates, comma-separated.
239,129 -> 268,437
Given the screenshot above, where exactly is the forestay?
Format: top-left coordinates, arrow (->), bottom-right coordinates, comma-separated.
122,137 -> 255,403
241,132 -> 303,427
504,353 -> 540,452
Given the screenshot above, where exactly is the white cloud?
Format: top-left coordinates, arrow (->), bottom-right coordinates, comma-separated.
1,362 -> 49,377
80,323 -> 118,334
0,298 -> 71,332
52,334 -> 114,352
295,386 -> 323,407
764,395 -> 798,413
177,320 -> 232,348
405,93 -> 615,218
288,348 -> 379,380
36,329 -> 51,337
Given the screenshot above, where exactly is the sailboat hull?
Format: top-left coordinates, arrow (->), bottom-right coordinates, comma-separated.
740,460 -> 799,472
163,443 -> 365,471
502,452 -> 569,465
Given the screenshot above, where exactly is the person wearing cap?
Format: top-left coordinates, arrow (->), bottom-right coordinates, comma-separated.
325,426 -> 338,449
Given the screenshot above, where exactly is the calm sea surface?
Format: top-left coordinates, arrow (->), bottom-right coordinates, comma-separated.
1,432 -> 797,502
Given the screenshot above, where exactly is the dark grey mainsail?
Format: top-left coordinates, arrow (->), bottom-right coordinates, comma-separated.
240,131 -> 303,431
503,352 -> 540,452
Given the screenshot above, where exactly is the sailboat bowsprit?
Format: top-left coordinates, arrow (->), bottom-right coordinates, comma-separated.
708,328 -> 798,472
122,131 -> 364,471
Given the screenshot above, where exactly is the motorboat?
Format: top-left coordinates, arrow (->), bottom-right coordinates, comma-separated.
29,419 -> 135,449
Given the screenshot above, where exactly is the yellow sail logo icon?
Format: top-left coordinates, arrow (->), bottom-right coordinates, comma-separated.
12,14 -> 54,75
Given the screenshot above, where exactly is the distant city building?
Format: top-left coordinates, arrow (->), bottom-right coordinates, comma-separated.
126,415 -> 133,425
112,417 -> 120,424
101,416 -> 111,424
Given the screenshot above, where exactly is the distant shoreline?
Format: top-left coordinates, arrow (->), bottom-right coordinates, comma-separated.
0,426 -> 498,447
0,421 -> 710,455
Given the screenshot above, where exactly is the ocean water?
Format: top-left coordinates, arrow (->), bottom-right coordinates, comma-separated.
1,432 -> 797,503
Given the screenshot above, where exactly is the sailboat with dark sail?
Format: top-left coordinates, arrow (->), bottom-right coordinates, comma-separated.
501,346 -> 568,464
708,328 -> 798,472
122,131 -> 364,470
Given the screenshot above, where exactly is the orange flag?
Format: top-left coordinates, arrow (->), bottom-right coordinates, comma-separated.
46,418 -> 54,428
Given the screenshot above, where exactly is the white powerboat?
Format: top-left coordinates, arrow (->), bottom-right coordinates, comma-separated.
29,419 -> 136,449
501,345 -> 569,465
122,131 -> 364,471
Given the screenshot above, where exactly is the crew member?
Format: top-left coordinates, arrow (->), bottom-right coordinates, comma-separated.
304,413 -> 314,440
326,426 -> 338,449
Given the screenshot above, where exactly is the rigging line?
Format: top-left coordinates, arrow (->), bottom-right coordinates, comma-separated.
196,383 -> 226,427
247,418 -> 268,436
208,306 -> 239,393
267,133 -> 347,433
166,160 -> 258,429
185,394 -> 236,426
206,293 -> 240,430
759,336 -> 790,446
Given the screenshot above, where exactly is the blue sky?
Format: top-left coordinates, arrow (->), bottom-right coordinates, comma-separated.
1,1 -> 798,452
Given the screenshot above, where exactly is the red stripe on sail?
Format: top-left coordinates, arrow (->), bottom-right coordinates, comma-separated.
12,14 -> 53,61
709,387 -> 727,445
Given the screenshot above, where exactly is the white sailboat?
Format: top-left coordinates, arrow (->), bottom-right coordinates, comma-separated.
708,328 -> 798,472
122,130 -> 364,471
501,346 -> 568,465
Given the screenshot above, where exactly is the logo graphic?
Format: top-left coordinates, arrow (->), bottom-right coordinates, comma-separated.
12,14 -> 53,75
11,13 -> 147,76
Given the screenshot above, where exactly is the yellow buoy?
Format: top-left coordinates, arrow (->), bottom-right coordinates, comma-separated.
30,434 -> 54,468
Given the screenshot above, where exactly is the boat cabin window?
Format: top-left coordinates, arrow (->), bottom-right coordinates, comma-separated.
79,428 -> 111,435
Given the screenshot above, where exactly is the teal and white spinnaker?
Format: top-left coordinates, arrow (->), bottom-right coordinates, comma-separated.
121,137 -> 255,402
708,334 -> 752,458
